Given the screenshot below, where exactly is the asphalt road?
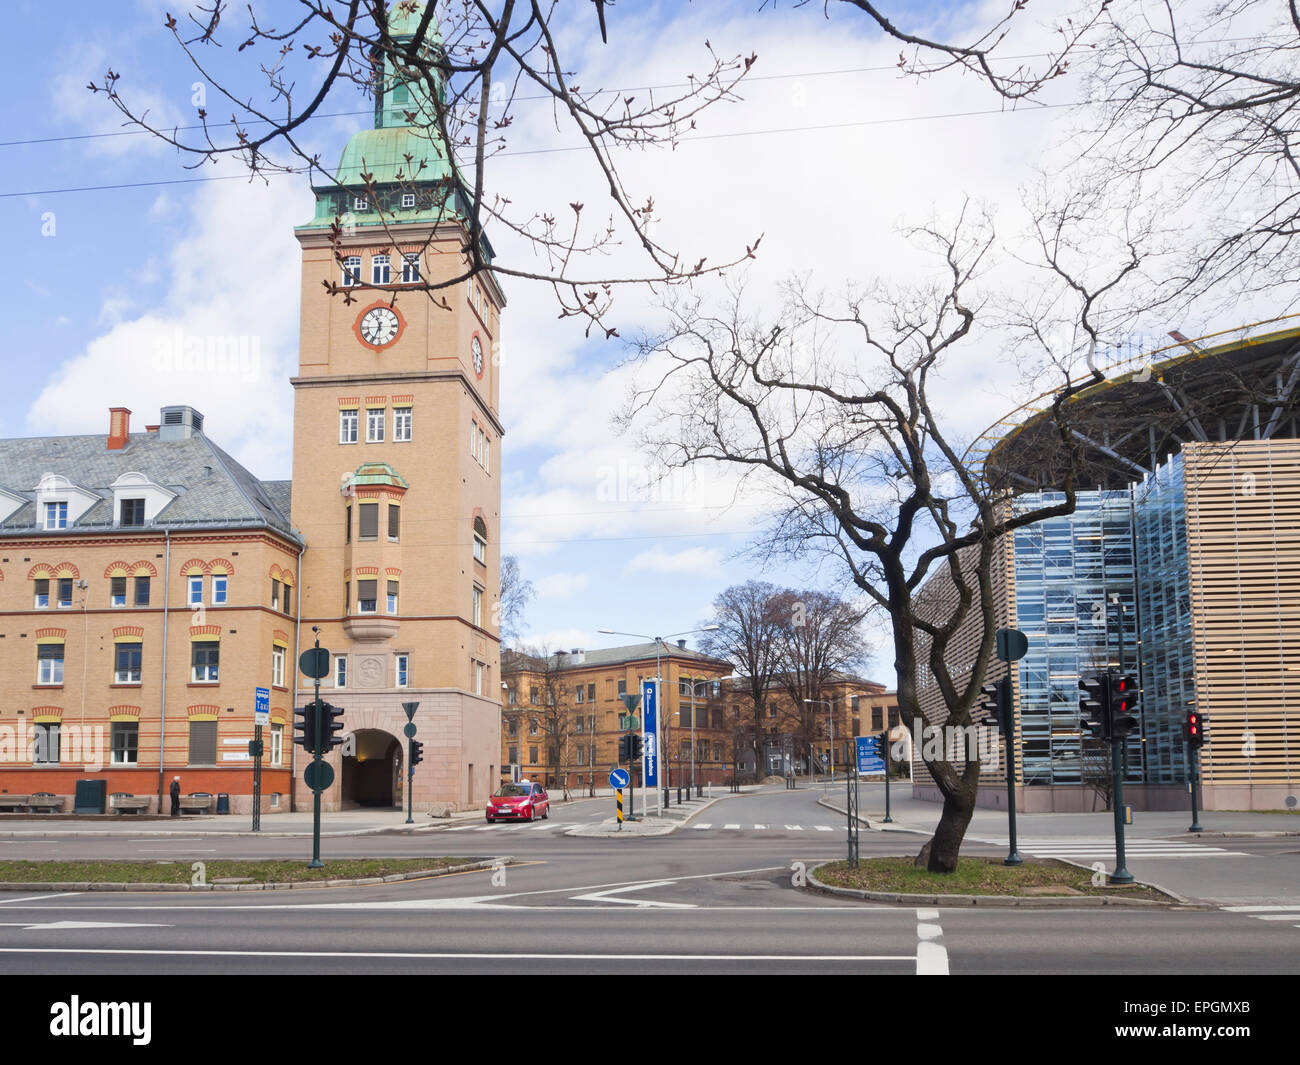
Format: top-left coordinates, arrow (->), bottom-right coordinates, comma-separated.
0,787 -> 1297,976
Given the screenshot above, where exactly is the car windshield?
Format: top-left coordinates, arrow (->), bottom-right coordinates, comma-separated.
495,784 -> 530,797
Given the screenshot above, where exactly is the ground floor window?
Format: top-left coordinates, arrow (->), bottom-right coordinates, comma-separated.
111,722 -> 138,765
189,720 -> 218,765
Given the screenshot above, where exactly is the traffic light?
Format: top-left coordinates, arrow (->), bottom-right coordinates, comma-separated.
409,739 -> 425,767
618,734 -> 631,763
319,702 -> 346,753
1185,710 -> 1208,750
630,733 -> 644,762
1108,673 -> 1140,738
293,701 -> 319,754
1079,675 -> 1107,740
979,678 -> 1010,734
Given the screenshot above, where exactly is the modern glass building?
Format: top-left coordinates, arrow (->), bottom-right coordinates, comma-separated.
913,319 -> 1300,811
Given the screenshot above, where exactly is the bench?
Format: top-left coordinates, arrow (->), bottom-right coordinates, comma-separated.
0,794 -> 30,812
27,792 -> 63,813
178,793 -> 213,814
110,793 -> 150,814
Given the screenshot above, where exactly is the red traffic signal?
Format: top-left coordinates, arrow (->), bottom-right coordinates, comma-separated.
1185,710 -> 1207,750
1108,673 -> 1140,738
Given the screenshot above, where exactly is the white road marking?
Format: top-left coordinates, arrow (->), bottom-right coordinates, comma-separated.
570,881 -> 696,909
0,947 -> 913,962
814,826 -> 833,832
753,825 -> 767,830
0,893 -> 83,906
724,824 -> 741,830
0,921 -> 170,931
785,826 -> 802,831
692,824 -> 711,830
915,908 -> 948,976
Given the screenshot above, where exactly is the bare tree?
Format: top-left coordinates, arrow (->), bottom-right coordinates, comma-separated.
498,554 -> 534,649
90,0 -> 760,335
623,209 -> 1132,872
699,581 -> 785,772
510,645 -> 574,798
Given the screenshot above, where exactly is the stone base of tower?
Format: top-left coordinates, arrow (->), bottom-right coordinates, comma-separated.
292,688 -> 500,814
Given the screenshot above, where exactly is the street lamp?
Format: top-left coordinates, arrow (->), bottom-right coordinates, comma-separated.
598,625 -> 720,803
804,698 -> 835,788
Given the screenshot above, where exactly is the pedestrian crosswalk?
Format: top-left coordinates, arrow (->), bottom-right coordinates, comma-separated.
1220,904 -> 1300,929
973,836 -> 1248,860
689,823 -> 839,832
443,821 -> 562,832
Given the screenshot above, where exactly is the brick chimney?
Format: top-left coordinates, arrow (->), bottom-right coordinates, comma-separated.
107,407 -> 132,450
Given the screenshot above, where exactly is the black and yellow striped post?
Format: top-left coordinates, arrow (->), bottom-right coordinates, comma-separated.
616,789 -> 624,830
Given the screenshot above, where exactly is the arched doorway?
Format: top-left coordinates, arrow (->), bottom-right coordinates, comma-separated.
341,729 -> 401,807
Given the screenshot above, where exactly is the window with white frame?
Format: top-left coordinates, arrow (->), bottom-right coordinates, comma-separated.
387,579 -> 399,614
37,643 -> 64,685
33,579 -> 49,609
396,653 -> 409,688
471,420 -> 479,462
401,253 -> 420,282
472,585 -> 483,627
342,255 -> 362,287
394,406 -> 412,441
211,574 -> 228,604
270,723 -> 283,767
334,654 -> 348,688
473,517 -> 487,563
188,575 -> 203,605
192,641 -> 220,683
366,407 -> 385,442
353,196 -> 370,212
114,642 -> 142,684
272,645 -> 286,687
110,576 -> 127,607
44,501 -> 68,530
56,578 -> 73,609
339,408 -> 359,443
473,659 -> 484,695
358,579 -> 377,614
33,724 -> 60,764
372,254 -> 391,285
111,722 -> 138,765
401,193 -> 416,209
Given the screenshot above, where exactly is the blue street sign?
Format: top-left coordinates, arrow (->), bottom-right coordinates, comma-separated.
857,735 -> 886,775
609,767 -> 630,789
254,686 -> 270,726
641,679 -> 658,787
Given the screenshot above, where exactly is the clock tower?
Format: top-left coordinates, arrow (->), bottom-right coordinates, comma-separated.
289,4 -> 503,812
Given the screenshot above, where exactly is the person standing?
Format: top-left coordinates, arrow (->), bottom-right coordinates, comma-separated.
169,776 -> 181,817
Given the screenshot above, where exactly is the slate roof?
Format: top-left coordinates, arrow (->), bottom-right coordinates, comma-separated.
0,429 -> 300,542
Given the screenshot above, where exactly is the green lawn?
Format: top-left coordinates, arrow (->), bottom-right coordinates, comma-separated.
0,857 -> 483,885
815,856 -> 1171,901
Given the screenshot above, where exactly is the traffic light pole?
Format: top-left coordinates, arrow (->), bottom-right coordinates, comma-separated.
1188,748 -> 1203,833
310,666 -> 323,869
1109,736 -> 1134,884
1000,679 -> 1021,866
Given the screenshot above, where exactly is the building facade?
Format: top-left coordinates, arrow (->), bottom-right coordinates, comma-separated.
0,7 -> 504,815
912,320 -> 1300,811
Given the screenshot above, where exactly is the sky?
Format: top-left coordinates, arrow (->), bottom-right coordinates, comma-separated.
0,0 -> 1275,682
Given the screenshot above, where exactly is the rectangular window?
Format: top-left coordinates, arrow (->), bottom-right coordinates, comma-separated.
529,746 -> 538,764
270,723 -> 283,767
345,504 -> 352,543
372,254 -> 390,285
271,579 -> 280,611
483,435 -> 490,473
472,586 -> 483,627
212,575 -> 227,604
353,196 -> 369,212
114,642 -> 142,684
188,575 -> 203,606
530,687 -> 538,706
388,504 -> 400,541
401,253 -> 420,282
508,745 -> 518,764
334,655 -> 348,688
394,406 -> 412,441
400,192 -> 416,208
473,660 -> 484,695
577,686 -> 587,705
57,579 -> 73,609
358,503 -> 378,540
471,421 -> 480,461
387,579 -> 399,614
192,641 -> 219,683
618,679 -> 627,697
111,722 -> 138,766
871,708 -> 883,731
508,717 -> 518,736
366,407 -> 385,442
358,579 -> 377,613
473,530 -> 486,564
188,720 -> 218,765
119,498 -> 145,526
339,408 -> 359,443
587,683 -> 596,702
33,724 -> 60,765
396,654 -> 409,688
272,645 -> 286,687
342,255 -> 361,286
134,576 -> 151,607
37,643 -> 64,685
44,501 -> 67,530
34,578 -> 49,609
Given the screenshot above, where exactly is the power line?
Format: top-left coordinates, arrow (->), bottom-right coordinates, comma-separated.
0,101 -> 1068,200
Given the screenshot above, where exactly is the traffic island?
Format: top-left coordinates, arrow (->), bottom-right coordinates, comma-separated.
807,857 -> 1195,907
0,856 -> 505,892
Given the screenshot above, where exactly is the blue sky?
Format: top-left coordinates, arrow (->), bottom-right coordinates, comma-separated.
0,0 -> 1153,681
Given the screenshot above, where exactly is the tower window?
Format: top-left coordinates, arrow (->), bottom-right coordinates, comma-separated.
339,408 -> 359,443
388,503 -> 401,541
473,517 -> 487,563
402,253 -> 420,282
358,503 -> 378,541
394,406 -> 412,441
342,256 -> 361,287
358,579 -> 377,613
110,576 -> 127,607
372,254 -> 391,285
134,577 -> 151,607
353,197 -> 370,212
387,579 -> 399,614
366,407 -> 385,442
401,193 -> 416,209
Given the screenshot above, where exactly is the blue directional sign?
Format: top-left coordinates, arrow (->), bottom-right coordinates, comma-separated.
609,767 -> 630,789
641,679 -> 658,787
254,686 -> 270,726
857,735 -> 886,775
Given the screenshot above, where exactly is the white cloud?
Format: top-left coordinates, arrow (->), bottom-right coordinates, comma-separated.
626,545 -> 724,576
534,572 -> 591,600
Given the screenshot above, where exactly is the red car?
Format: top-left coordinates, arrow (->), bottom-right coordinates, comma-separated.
486,781 -> 550,823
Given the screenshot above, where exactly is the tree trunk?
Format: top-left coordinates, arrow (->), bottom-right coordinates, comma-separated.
926,777 -> 978,873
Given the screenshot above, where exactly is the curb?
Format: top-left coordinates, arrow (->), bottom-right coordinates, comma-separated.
0,856 -> 508,893
804,861 -> 1203,909
0,823 -> 451,840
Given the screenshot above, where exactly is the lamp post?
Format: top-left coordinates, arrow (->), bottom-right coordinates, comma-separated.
804,698 -> 835,789
598,625 -> 720,812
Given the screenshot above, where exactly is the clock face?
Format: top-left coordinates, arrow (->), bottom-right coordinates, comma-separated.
472,335 -> 484,377
357,305 -> 402,349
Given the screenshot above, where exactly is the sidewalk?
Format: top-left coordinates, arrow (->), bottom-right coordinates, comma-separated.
0,807 -> 477,838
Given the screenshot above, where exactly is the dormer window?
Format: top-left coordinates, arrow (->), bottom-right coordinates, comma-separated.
354,196 -> 370,212
401,193 -> 416,209
44,501 -> 68,530
119,498 -> 145,526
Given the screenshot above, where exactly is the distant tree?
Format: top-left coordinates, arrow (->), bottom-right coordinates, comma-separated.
498,554 -> 534,648
511,645 -> 574,800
